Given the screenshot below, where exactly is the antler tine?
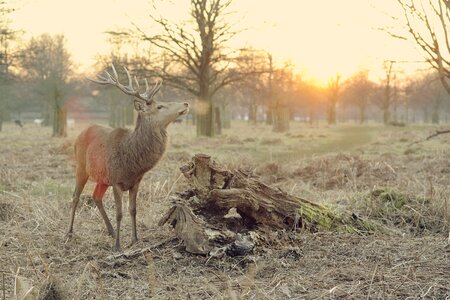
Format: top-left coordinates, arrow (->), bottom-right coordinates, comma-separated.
111,64 -> 119,81
88,64 -> 157,103
140,79 -> 162,103
104,71 -> 116,83
122,66 -> 134,91
87,70 -> 113,85
147,80 -> 162,101
140,79 -> 152,103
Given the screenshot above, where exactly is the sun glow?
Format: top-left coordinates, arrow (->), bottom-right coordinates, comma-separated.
11,0 -> 424,83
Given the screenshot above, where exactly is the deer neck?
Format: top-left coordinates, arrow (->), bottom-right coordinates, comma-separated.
124,114 -> 168,172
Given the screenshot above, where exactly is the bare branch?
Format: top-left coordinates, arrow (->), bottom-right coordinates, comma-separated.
397,0 -> 450,95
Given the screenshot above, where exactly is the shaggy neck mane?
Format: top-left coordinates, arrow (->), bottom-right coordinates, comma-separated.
121,114 -> 168,174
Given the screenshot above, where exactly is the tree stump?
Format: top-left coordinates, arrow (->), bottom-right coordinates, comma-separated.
159,154 -> 383,255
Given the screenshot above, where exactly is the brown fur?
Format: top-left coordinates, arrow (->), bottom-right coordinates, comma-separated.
67,99 -> 188,251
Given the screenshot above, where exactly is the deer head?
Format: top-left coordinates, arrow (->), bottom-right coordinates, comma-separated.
89,64 -> 189,127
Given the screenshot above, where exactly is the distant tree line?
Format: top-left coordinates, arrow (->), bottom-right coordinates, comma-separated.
2,0 -> 450,138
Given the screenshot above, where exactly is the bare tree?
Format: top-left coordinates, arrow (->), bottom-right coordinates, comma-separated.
0,0 -> 16,131
373,61 -> 397,124
271,64 -> 295,132
405,72 -> 447,123
397,0 -> 450,95
129,0 -> 239,137
19,34 -> 73,137
326,74 -> 341,125
343,71 -> 376,124
233,48 -> 269,124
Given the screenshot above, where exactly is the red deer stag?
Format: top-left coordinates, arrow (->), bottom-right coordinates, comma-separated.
67,64 -> 189,251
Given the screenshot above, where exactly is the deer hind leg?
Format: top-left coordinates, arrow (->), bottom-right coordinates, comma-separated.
112,185 -> 123,251
67,171 -> 88,235
129,181 -> 141,245
92,183 -> 115,238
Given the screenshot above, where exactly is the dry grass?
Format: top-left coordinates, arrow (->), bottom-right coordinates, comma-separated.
0,121 -> 449,299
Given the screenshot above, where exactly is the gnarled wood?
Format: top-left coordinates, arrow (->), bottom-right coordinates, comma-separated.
161,154 -> 384,255
158,204 -> 210,254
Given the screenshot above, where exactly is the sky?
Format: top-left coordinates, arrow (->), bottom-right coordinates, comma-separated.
9,0 -> 428,85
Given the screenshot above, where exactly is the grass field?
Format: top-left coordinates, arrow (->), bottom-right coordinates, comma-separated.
0,121 -> 449,299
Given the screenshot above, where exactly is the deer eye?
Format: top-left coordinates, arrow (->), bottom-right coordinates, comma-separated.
157,105 -> 165,110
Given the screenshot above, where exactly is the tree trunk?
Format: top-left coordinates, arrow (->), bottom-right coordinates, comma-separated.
221,104 -> 231,129
192,110 -> 196,126
393,102 -> 398,123
248,104 -> 257,124
308,108 -> 315,125
52,105 -> 67,137
359,105 -> 366,124
159,154 -> 387,255
0,105 -> 3,132
272,106 -> 290,132
289,109 -> 296,121
0,99 -> 4,132
405,101 -> 409,123
432,110 -> 440,124
265,107 -> 273,125
327,102 -> 337,125
196,77 -> 214,137
214,106 -> 222,135
383,107 -> 391,125
423,107 -> 429,123
196,99 -> 214,137
432,98 -> 440,124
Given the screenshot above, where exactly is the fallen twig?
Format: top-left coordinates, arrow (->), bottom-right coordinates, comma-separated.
104,238 -> 175,261
409,129 -> 450,146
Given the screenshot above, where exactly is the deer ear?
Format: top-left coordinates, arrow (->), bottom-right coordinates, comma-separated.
134,100 -> 146,112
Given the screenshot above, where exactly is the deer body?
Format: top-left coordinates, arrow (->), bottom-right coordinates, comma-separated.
77,122 -> 167,189
67,65 -> 188,251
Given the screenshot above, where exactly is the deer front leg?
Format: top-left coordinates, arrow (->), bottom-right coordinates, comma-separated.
112,185 -> 123,251
67,174 -> 88,236
129,181 -> 141,245
92,183 -> 115,238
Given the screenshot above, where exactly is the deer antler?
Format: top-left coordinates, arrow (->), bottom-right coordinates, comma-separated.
88,64 -> 162,104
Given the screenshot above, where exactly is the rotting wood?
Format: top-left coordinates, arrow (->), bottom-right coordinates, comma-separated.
158,204 -> 211,254
160,154 -> 385,255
